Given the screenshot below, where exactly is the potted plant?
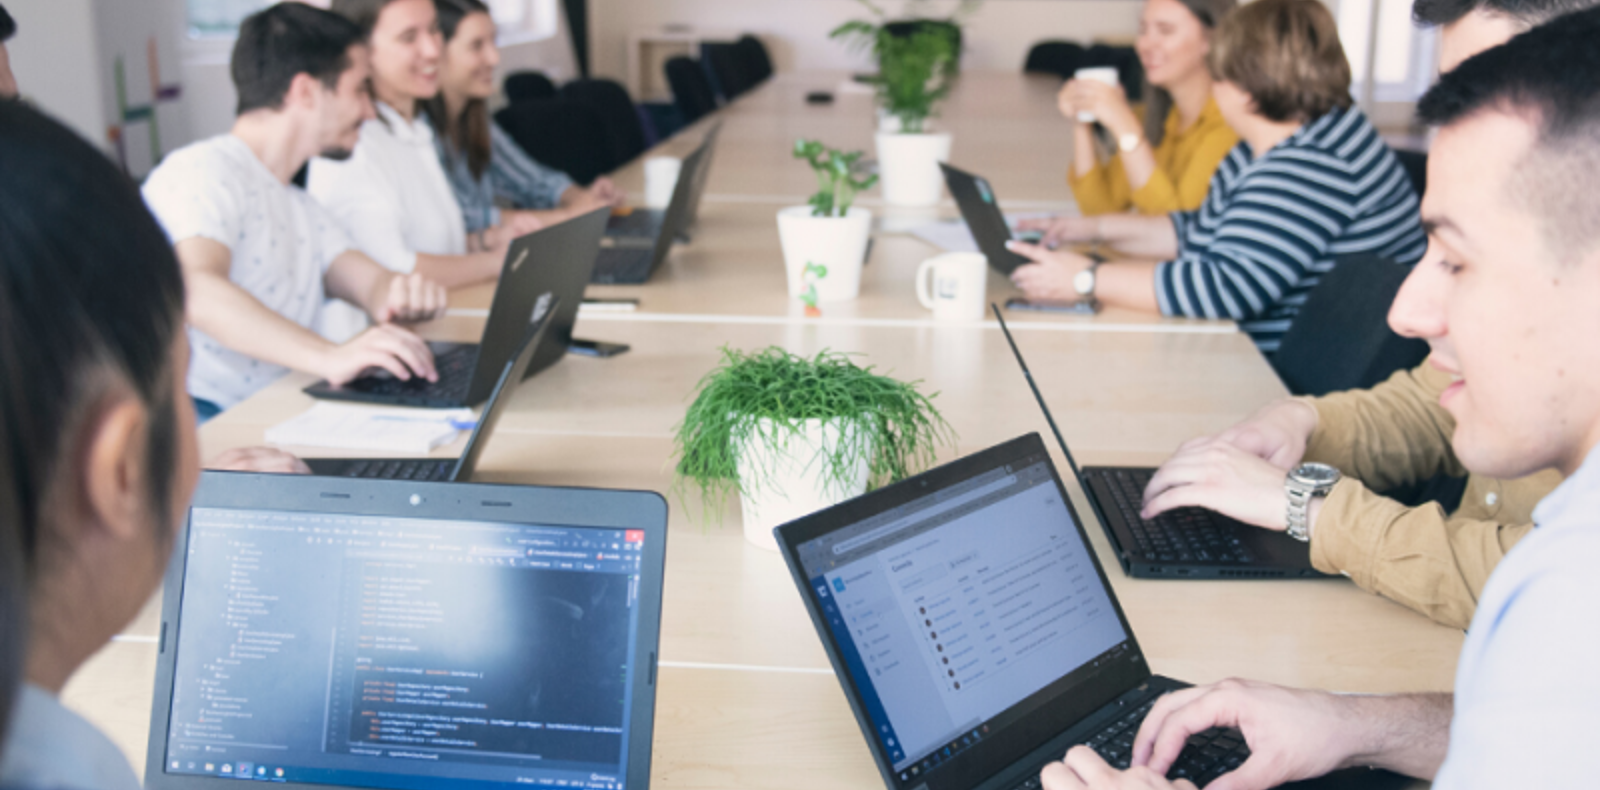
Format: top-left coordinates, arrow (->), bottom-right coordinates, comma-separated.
833,0 -> 979,206
777,140 -> 878,311
673,347 -> 956,550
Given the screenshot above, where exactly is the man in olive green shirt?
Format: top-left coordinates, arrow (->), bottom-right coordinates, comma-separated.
1138,0 -> 1588,632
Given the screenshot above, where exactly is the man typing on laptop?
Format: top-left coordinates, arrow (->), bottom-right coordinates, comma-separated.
142,3 -> 448,424
1042,11 -> 1600,789
1135,0 -> 1596,631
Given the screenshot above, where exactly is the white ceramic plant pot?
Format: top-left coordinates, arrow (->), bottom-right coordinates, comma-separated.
876,131 -> 953,207
775,205 -> 873,303
736,417 -> 870,551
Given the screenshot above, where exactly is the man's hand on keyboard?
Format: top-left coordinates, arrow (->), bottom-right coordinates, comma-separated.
206,447 -> 311,475
1210,399 -> 1319,470
1130,680 -> 1363,790
372,272 -> 449,325
1040,746 -> 1197,790
318,324 -> 438,387
1139,437 -> 1293,531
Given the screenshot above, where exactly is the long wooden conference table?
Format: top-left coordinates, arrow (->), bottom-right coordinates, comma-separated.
65,72 -> 1462,789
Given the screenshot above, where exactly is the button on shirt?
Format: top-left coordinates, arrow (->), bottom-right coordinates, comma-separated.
310,102 -> 467,341
0,684 -> 142,790
142,135 -> 353,409
1433,443 -> 1600,787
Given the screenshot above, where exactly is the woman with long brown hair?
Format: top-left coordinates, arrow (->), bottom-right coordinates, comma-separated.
427,0 -> 622,237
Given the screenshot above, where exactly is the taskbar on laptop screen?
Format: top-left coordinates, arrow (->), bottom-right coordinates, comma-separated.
163,507 -> 649,790
796,455 -> 1134,787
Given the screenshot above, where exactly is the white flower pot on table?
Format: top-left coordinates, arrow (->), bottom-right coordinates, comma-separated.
736,417 -> 870,551
776,206 -> 873,303
875,131 -> 952,207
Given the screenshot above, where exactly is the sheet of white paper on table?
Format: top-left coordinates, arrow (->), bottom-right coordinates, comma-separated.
909,212 -> 1058,253
265,402 -> 474,454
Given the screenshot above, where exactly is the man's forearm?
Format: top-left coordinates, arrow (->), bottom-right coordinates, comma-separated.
1343,693 -> 1453,779
412,251 -> 501,289
187,274 -> 333,376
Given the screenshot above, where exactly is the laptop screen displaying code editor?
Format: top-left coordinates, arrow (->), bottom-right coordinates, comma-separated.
796,457 -> 1133,785
161,507 -> 649,790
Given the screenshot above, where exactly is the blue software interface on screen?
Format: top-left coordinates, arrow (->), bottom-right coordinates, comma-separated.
797,460 -> 1129,782
162,508 -> 647,790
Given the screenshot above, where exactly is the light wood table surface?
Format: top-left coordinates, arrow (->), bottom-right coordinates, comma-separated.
58,70 -> 1459,790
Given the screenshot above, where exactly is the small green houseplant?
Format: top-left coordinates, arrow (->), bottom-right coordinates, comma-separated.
776,140 -> 878,306
831,0 -> 982,206
673,346 -> 955,548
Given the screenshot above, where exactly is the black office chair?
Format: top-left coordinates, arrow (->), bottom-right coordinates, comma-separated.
503,71 -> 557,104
665,56 -> 719,125
1023,41 -> 1086,78
884,19 -> 963,72
560,78 -> 648,170
1393,148 -> 1428,198
1271,254 -> 1431,397
701,40 -> 754,101
493,98 -> 614,185
736,35 -> 774,84
1081,44 -> 1144,102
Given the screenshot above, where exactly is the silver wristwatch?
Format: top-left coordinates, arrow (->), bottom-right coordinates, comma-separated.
1073,260 -> 1103,298
1284,462 -> 1341,542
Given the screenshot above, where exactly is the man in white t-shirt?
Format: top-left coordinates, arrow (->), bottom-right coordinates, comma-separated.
142,2 -> 448,420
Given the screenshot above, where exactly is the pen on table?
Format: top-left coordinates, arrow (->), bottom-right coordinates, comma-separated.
370,415 -> 478,430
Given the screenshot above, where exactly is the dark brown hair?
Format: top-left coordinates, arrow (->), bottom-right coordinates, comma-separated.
1209,0 -> 1352,124
425,0 -> 493,180
1142,0 -> 1238,145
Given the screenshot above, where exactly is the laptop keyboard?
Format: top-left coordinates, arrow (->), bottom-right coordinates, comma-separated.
606,210 -> 663,238
1090,468 -> 1254,564
341,458 -> 455,481
592,246 -> 657,284
341,345 -> 477,402
1010,698 -> 1250,789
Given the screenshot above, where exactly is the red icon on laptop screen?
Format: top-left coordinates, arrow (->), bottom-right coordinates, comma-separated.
625,530 -> 644,543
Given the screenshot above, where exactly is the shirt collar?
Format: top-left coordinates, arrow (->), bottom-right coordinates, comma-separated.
1532,441 -> 1600,531
375,101 -> 434,146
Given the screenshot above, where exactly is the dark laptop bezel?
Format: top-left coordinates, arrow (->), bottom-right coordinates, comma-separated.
774,434 -> 1156,790
303,207 -> 610,406
990,307 -> 1326,580
303,300 -> 556,482
145,471 -> 669,790
592,125 -> 719,285
940,162 -> 1031,275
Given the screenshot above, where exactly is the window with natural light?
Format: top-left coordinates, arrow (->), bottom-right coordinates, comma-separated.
186,0 -> 557,42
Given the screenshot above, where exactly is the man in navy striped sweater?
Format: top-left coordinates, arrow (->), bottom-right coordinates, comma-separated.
1013,0 -> 1426,354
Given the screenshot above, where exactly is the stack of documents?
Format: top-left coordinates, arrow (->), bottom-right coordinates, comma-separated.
265,402 -> 474,454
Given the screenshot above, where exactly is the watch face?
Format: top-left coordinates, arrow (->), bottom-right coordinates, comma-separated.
1074,268 -> 1095,295
1294,463 -> 1341,485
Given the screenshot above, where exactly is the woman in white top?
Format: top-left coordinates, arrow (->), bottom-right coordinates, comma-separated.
311,0 -> 537,337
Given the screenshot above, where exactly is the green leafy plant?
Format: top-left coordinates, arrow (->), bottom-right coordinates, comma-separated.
831,0 -> 981,133
794,139 -> 877,217
672,346 -> 956,520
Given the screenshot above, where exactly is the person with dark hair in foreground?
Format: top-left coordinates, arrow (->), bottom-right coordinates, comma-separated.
0,2 -> 19,98
428,0 -> 622,237
1038,9 -> 1600,789
1135,0 -> 1598,632
1016,0 -> 1426,354
142,2 -> 448,423
0,99 -> 198,790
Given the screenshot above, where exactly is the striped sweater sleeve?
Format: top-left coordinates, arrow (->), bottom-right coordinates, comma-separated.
1155,150 -> 1363,322
487,122 -> 575,210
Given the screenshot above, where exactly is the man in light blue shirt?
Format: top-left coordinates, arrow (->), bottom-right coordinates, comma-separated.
1034,8 -> 1600,790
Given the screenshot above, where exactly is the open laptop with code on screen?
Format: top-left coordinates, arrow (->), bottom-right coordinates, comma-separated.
145,472 -> 668,790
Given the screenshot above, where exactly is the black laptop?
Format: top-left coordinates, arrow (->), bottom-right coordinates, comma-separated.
774,434 -> 1400,790
304,207 -> 610,408
994,306 -> 1326,579
302,303 -> 554,482
593,124 -> 721,285
940,162 -> 1034,275
147,471 -> 668,790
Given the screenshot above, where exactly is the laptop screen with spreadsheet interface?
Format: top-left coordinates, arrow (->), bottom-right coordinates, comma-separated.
158,504 -> 653,790
781,435 -> 1151,790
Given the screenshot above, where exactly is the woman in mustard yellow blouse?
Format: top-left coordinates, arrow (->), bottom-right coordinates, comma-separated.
1060,0 -> 1239,215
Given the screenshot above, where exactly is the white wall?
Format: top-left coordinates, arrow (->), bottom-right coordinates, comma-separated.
589,0 -> 1145,82
7,0 -> 112,154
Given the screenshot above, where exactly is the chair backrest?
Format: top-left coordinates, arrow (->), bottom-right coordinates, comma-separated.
701,40 -> 753,101
504,70 -> 557,104
736,35 -> 774,84
560,78 -> 648,169
1271,254 -> 1431,397
1393,148 -> 1427,198
493,98 -> 614,185
1023,40 -> 1085,78
664,55 -> 718,125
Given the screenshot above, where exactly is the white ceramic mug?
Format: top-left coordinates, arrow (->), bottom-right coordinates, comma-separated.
916,252 -> 988,322
1073,66 -> 1121,124
644,156 -> 682,209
